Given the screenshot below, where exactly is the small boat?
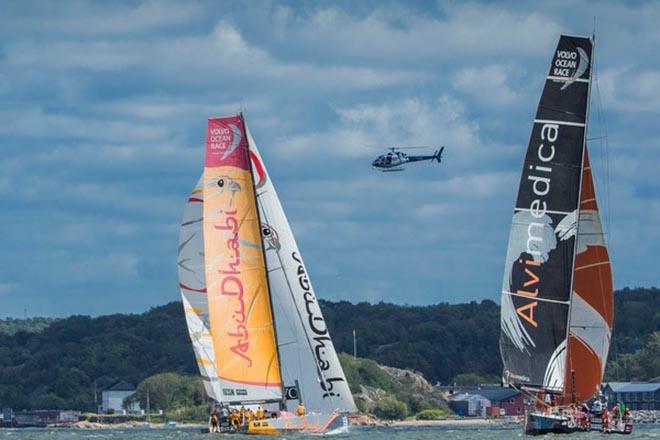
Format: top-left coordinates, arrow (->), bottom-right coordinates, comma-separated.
524,412 -> 576,435
178,114 -> 357,435
498,33 -> 632,436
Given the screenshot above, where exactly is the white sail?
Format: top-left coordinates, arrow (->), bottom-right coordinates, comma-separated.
177,177 -> 222,401
246,124 -> 357,413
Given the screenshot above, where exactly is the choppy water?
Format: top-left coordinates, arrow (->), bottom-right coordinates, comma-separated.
0,425 -> 658,440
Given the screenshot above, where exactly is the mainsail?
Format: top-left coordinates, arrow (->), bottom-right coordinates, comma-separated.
202,115 -> 282,403
500,35 -> 612,400
245,124 -> 357,413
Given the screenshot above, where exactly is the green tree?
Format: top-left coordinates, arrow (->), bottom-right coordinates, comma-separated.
606,331 -> 660,381
126,373 -> 206,411
373,396 -> 408,420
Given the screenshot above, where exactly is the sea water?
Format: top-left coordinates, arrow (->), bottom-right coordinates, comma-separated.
0,425 -> 658,440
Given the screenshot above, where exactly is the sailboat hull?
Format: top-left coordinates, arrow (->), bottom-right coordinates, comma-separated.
524,412 -> 577,435
524,411 -> 633,435
246,412 -> 347,435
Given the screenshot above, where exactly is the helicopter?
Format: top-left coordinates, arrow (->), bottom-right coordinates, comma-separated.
371,146 -> 444,172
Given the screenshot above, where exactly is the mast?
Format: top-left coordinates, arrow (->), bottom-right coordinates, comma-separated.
240,113 -> 286,407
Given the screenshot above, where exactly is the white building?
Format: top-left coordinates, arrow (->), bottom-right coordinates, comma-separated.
99,381 -> 141,414
448,392 -> 491,417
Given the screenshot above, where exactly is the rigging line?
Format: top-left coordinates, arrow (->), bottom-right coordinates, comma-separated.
592,49 -> 612,238
590,43 -> 613,375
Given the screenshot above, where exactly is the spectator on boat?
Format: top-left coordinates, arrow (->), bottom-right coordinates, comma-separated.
618,401 -> 626,417
623,408 -> 631,423
602,406 -> 610,432
611,404 -> 619,421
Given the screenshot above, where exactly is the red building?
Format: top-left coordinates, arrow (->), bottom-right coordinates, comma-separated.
479,388 -> 525,416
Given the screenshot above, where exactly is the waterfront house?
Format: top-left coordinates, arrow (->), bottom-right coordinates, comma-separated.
441,385 -> 524,417
448,392 -> 491,417
99,381 -> 141,414
603,382 -> 660,410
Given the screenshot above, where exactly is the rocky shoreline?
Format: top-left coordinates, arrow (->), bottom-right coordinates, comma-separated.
633,410 -> 660,424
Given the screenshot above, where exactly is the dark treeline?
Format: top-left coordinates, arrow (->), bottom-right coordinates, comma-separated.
325,287 -> 660,385
0,287 -> 657,410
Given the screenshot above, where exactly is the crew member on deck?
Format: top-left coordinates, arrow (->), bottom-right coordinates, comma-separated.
210,409 -> 219,433
296,404 -> 306,416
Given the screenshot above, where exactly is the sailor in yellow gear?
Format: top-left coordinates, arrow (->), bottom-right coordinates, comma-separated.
255,406 -> 264,420
296,404 -> 306,416
230,410 -> 240,430
240,406 -> 246,427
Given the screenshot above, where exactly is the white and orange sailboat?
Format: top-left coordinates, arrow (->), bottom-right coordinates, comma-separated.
177,114 -> 356,434
499,34 -> 631,435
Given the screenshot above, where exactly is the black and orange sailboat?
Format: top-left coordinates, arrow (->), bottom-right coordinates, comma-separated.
499,34 -> 631,435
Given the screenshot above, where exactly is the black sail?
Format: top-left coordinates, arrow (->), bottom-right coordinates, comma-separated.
500,35 -> 593,392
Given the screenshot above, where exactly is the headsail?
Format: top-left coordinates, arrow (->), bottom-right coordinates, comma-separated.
201,115 -> 282,403
246,123 -> 357,413
563,148 -> 613,403
500,35 -> 594,393
178,177 -> 222,401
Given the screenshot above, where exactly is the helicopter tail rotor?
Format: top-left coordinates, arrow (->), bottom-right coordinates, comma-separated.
433,146 -> 445,163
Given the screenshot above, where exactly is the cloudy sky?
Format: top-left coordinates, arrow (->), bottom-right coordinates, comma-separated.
1,0 -> 659,317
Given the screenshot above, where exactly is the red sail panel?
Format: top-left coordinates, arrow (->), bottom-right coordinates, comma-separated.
563,147 -> 613,403
563,335 -> 603,403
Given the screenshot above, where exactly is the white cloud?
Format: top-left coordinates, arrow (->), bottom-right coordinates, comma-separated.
268,3 -> 562,64
452,65 -> 522,107
599,67 -> 660,113
1,0 -> 660,315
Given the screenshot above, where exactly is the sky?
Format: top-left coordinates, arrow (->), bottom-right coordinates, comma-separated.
1,0 -> 659,317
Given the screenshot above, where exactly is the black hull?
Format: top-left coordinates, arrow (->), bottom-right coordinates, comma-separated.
524,412 -> 633,436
